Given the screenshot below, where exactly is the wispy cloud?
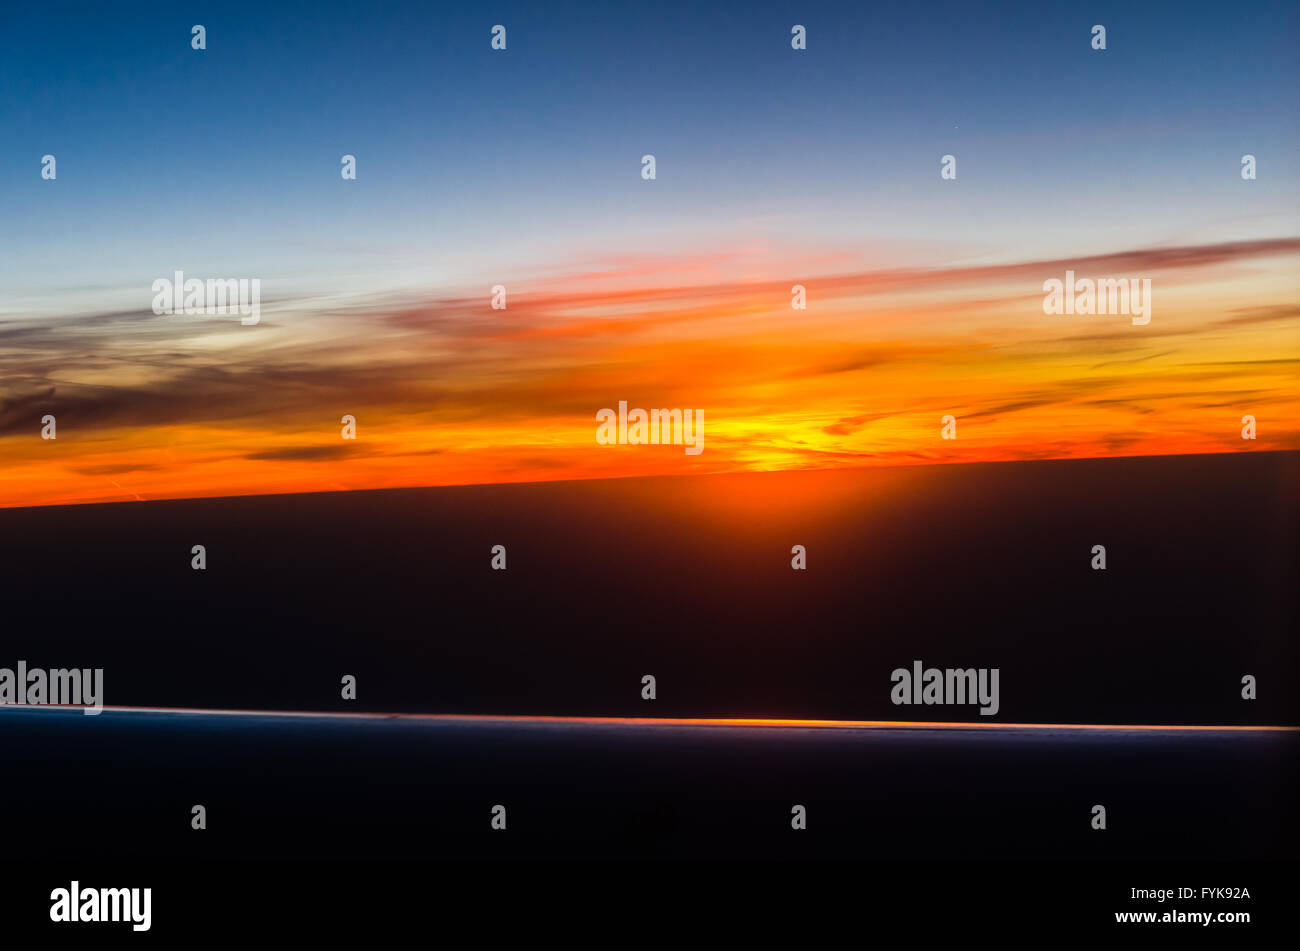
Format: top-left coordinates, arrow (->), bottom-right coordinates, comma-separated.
1,237 -> 1297,508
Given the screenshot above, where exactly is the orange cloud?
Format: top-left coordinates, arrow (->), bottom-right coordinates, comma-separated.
1,238 -> 1297,509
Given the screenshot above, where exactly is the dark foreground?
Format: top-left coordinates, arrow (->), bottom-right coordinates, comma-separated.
2,708 -> 1294,861
0,452 -> 1295,935
0,708 -> 1293,935
0,451 -> 1296,724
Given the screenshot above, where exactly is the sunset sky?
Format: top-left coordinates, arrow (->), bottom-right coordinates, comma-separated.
2,0 -> 1298,508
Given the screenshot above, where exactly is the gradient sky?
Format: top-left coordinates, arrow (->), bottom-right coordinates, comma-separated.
1,0 -> 1298,507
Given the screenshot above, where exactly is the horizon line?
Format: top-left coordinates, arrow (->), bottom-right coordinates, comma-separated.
3,705 -> 1297,732
2,446 -> 1293,514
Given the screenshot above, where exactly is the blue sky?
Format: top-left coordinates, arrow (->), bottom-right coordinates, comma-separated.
1,0 -> 1297,313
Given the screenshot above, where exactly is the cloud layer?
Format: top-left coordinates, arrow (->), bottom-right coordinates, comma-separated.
2,237 -> 1297,508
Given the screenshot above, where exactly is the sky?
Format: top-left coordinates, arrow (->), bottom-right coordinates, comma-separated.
1,0 -> 1297,507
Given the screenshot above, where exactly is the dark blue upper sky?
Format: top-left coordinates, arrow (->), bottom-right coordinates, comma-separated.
2,0 -> 1296,310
